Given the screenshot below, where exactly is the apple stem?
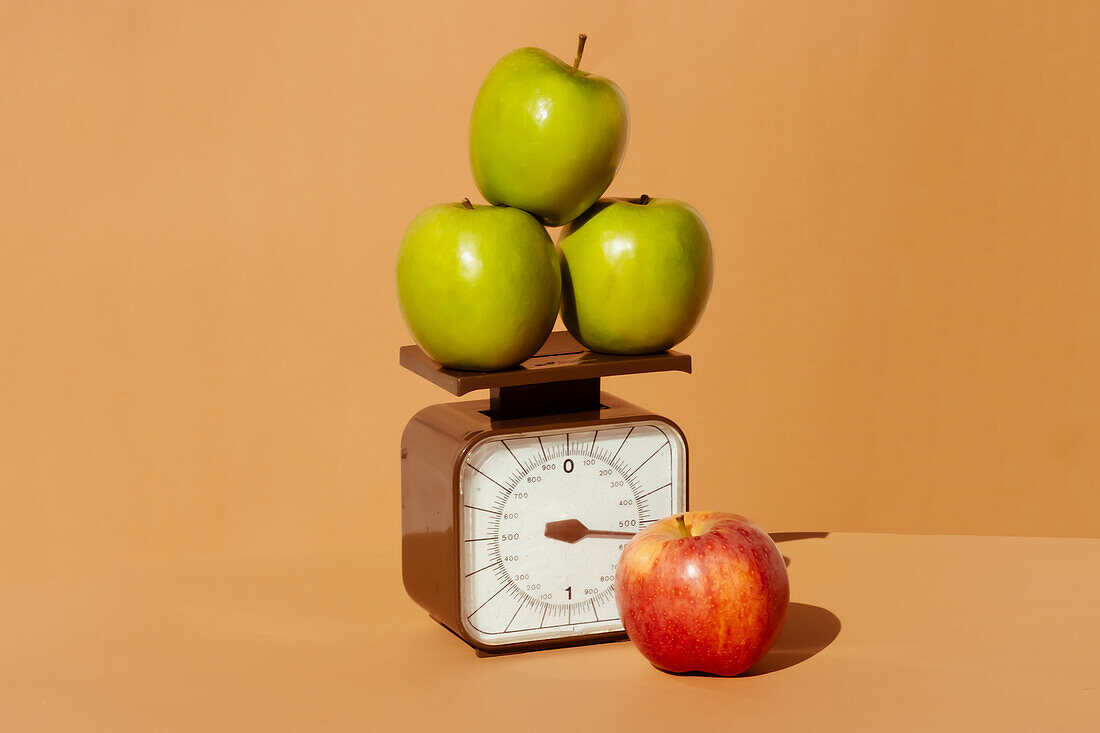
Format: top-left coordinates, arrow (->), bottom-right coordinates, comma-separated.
461,198 -> 474,210
572,33 -> 587,73
638,194 -> 651,205
675,514 -> 692,538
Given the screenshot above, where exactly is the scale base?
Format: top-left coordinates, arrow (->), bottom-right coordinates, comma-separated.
428,614 -> 628,657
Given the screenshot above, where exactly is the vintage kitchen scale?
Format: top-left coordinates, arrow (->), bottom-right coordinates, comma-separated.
400,331 -> 691,653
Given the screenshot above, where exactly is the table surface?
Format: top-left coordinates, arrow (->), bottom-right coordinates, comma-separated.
4,532 -> 1098,732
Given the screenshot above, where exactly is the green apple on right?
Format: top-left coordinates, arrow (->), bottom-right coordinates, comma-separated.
470,35 -> 629,227
558,196 -> 713,354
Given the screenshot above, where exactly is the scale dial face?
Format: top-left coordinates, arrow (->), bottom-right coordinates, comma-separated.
459,420 -> 687,647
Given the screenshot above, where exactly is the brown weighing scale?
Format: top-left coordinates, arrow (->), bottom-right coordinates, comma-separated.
400,331 -> 691,653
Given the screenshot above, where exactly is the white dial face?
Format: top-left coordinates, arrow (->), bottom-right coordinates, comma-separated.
459,420 -> 686,646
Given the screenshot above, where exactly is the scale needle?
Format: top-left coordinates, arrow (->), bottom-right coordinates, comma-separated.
544,519 -> 636,543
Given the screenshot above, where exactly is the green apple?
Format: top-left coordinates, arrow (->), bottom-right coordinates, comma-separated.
558,196 -> 713,354
470,35 -> 629,227
397,200 -> 560,371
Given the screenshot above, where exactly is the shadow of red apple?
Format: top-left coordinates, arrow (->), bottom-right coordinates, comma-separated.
741,602 -> 841,676
659,602 -> 841,677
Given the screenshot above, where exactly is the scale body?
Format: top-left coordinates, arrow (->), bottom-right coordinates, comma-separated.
400,332 -> 691,654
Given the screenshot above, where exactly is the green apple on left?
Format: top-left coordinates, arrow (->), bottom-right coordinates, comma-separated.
470,35 -> 629,227
397,200 -> 561,371
559,196 -> 713,354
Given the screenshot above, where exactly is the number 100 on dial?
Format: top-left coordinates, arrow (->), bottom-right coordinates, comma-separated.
461,421 -> 687,646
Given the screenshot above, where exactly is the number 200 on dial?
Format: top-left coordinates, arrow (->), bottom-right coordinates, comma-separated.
460,421 -> 687,646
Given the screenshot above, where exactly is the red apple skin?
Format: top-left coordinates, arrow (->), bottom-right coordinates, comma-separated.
615,511 -> 789,676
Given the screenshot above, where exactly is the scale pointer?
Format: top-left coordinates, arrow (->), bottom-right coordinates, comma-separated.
544,518 -> 636,544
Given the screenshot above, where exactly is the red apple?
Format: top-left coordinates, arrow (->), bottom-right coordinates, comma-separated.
615,511 -> 789,676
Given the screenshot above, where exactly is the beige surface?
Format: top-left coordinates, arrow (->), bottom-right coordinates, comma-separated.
3,2 -> 1100,596
4,532 -> 1098,731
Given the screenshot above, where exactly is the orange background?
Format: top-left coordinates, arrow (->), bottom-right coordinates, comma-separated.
3,0 -> 1100,593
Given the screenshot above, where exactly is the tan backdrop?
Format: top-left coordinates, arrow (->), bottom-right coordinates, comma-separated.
3,0 -> 1098,586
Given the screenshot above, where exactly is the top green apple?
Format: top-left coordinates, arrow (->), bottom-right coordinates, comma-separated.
470,35 -> 629,227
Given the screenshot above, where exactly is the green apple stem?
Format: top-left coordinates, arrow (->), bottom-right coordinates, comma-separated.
461,198 -> 474,210
638,194 -> 651,205
572,33 -> 587,73
675,514 -> 692,538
